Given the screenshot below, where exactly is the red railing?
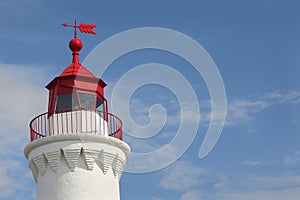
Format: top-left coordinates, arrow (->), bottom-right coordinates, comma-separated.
30,110 -> 122,142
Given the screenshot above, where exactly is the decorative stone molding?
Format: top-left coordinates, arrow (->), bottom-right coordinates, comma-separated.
63,148 -> 81,171
28,147 -> 126,183
24,134 -> 130,158
82,148 -> 101,170
32,154 -> 46,174
28,159 -> 39,183
44,150 -> 60,172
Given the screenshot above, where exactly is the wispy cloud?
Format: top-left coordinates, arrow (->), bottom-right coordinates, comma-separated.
0,63 -> 48,199
283,151 -> 300,166
0,64 -> 47,131
159,161 -> 204,191
201,90 -> 300,126
0,160 -> 21,196
0,64 -> 48,155
151,197 -> 163,200
220,187 -> 300,200
158,159 -> 300,200
213,173 -> 300,200
110,83 -> 200,162
180,190 -> 203,200
242,158 -> 266,167
120,89 -> 300,136
262,90 -> 300,104
121,89 -> 300,161
0,160 -> 34,199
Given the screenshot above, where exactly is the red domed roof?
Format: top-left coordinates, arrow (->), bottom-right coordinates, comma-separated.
59,62 -> 97,78
58,37 -> 96,79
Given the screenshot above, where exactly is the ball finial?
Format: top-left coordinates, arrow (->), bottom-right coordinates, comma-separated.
69,38 -> 82,52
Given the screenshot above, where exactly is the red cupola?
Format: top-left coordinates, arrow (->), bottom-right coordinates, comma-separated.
46,35 -> 107,117
29,21 -> 122,141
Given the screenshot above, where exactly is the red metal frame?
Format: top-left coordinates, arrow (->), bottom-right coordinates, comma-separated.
30,109 -> 122,142
53,90 -> 107,115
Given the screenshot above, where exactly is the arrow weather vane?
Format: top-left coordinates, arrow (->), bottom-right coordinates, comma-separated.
61,19 -> 96,37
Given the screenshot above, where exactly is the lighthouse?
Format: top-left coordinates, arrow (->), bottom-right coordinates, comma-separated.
24,21 -> 130,200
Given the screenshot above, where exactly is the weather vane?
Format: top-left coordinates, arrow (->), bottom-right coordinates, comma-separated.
61,19 -> 96,38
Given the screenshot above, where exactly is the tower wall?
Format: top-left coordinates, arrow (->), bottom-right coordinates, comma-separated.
24,134 -> 130,200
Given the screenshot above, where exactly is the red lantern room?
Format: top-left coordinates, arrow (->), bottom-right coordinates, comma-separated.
29,21 -> 122,141
46,36 -> 107,117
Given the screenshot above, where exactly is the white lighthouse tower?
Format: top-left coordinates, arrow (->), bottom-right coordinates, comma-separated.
24,21 -> 130,200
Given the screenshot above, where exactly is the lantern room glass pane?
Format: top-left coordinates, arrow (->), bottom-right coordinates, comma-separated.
96,97 -> 104,110
78,93 -> 95,110
96,97 -> 106,119
56,93 -> 79,112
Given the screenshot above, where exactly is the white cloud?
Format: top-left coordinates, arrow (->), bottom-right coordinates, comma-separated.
159,161 -> 204,191
225,99 -> 269,125
262,90 -> 300,104
220,187 -> 300,200
242,174 -> 300,189
181,190 -> 202,200
212,173 -> 300,200
0,63 -> 47,131
151,197 -> 162,200
113,86 -> 200,164
165,89 -> 300,128
283,155 -> 299,166
120,89 -> 300,172
193,173 -> 300,200
0,160 -> 34,199
218,90 -> 300,126
0,64 -> 48,156
158,159 -> 300,200
242,159 -> 265,166
0,63 -> 49,199
118,95 -> 199,138
0,160 -> 20,196
283,151 -> 300,166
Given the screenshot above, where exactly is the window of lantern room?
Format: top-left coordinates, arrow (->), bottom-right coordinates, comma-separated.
78,93 -> 95,110
56,93 -> 79,112
77,92 -> 106,113
96,96 -> 106,119
55,92 -> 106,115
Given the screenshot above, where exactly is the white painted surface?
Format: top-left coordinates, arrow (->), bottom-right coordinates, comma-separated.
24,134 -> 130,200
36,158 -> 119,200
48,110 -> 108,136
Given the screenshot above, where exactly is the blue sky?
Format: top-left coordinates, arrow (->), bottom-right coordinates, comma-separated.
1,0 -> 300,199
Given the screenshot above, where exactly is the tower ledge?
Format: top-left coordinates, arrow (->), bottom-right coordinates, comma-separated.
24,134 -> 130,183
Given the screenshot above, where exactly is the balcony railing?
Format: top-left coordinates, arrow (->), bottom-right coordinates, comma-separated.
30,109 -> 122,142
